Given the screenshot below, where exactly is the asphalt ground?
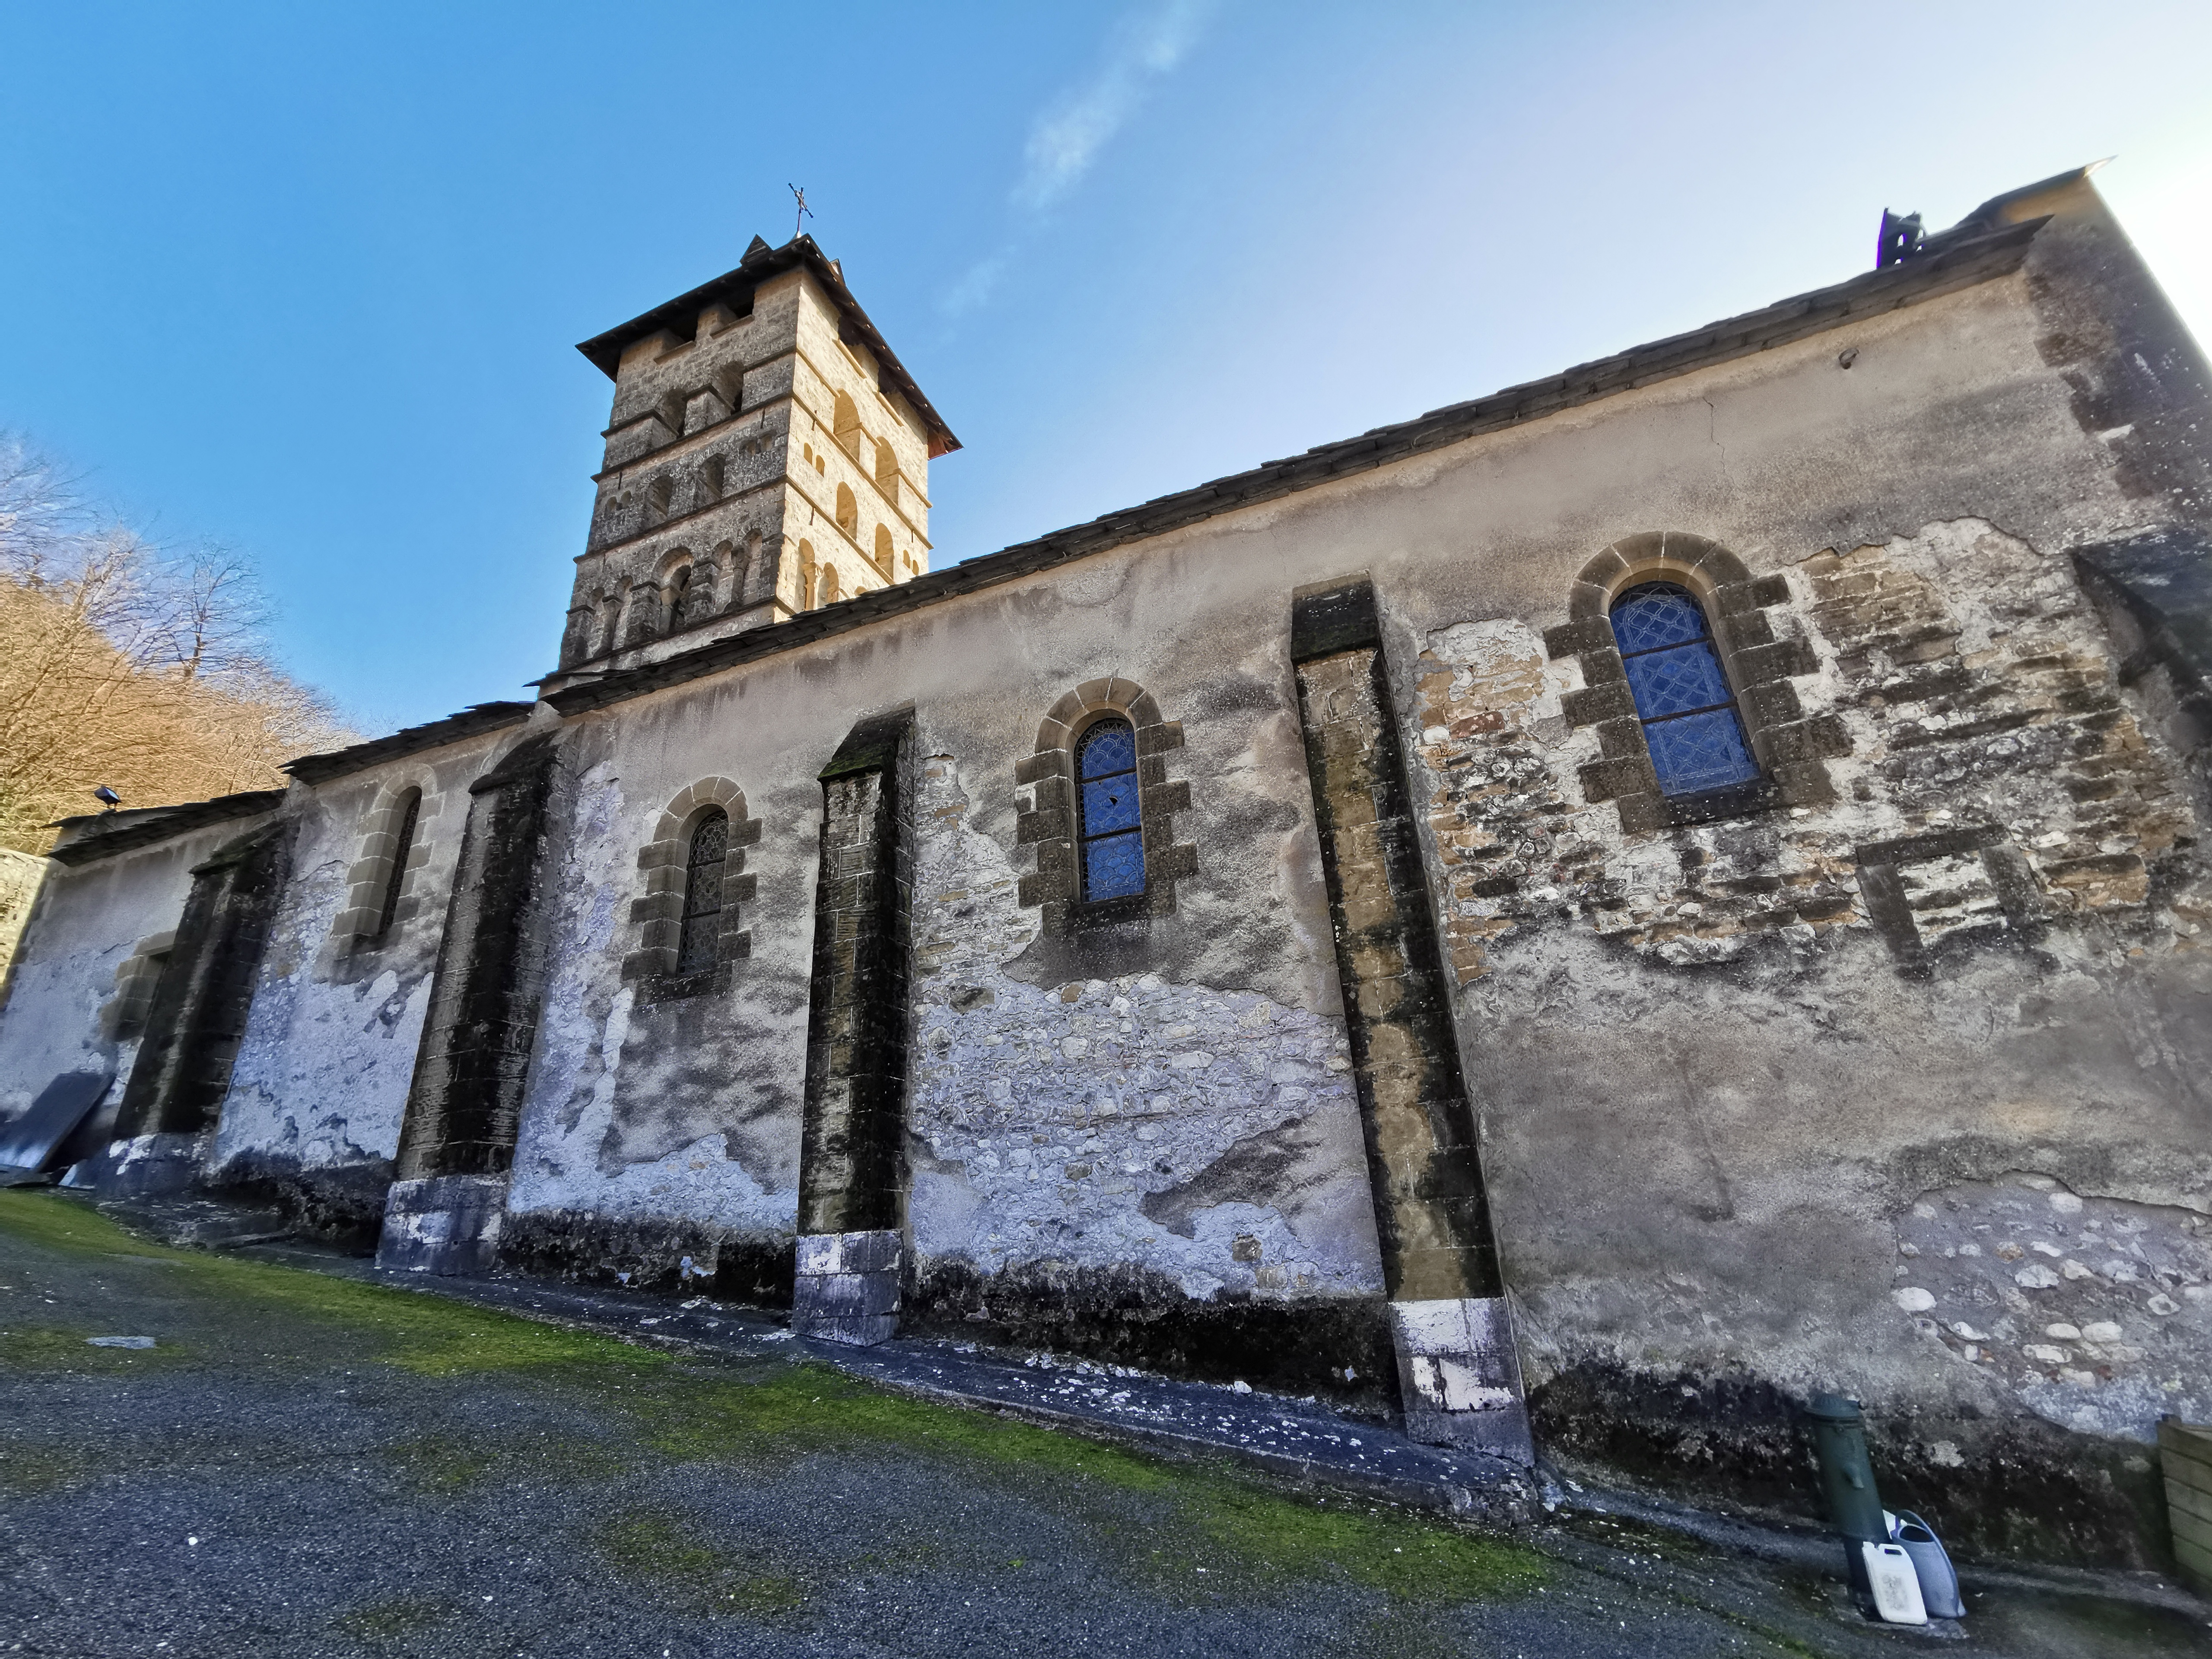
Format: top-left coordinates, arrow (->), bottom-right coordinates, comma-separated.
4,1191 -> 2208,1659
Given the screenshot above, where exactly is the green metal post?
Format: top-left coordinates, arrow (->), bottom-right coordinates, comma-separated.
1805,1393 -> 1888,1543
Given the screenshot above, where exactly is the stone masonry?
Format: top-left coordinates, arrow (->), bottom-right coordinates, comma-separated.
6,172 -> 2210,1569
1291,582 -> 1528,1459
793,712 -> 916,1343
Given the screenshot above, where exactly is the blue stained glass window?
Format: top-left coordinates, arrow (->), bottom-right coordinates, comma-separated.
1623,640 -> 1733,717
1644,709 -> 1760,795
676,807 -> 729,975
1077,718 -> 1145,901
1080,724 -> 1135,775
1609,585 -> 1712,653
1608,582 -> 1761,798
1084,832 -> 1146,900
1082,775 -> 1141,832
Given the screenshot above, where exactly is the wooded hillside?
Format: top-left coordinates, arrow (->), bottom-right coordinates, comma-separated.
0,439 -> 358,853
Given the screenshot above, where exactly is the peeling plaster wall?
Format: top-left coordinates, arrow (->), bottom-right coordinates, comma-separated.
503,709 -> 823,1268
496,560 -> 1363,1303
494,257 -> 2208,1430
0,818 -> 274,1138
4,186 -> 2205,1558
903,751 -> 1381,1303
207,746 -> 497,1220
1402,515 -> 2210,1440
1896,1176 -> 2209,1432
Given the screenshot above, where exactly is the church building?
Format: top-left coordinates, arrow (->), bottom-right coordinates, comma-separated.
3,167 -> 2208,1566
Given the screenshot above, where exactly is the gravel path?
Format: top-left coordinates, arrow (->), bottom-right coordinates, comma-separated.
4,1191 -> 2205,1659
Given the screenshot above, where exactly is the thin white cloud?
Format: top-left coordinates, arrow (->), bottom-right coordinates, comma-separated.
941,254 -> 1007,318
1013,0 -> 1214,212
941,1 -> 1214,321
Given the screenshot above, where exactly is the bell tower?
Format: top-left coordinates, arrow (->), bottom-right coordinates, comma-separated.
547,235 -> 960,686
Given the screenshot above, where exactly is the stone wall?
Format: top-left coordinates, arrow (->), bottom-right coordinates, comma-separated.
1401,515 -> 2210,1561
0,814 -> 278,1170
569,273 -> 804,667
207,738 -> 506,1236
4,173 -> 2208,1564
902,745 -> 1388,1400
391,733 -> 564,1184
500,698 -> 826,1289
561,258 -> 937,678
111,821 -> 292,1145
488,203 -> 2212,1553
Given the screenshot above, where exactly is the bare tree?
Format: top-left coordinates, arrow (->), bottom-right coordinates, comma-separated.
158,544 -> 271,681
0,441 -> 87,583
0,434 -> 360,853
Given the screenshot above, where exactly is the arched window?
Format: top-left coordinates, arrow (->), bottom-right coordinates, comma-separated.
677,808 -> 729,975
873,524 -> 894,571
375,789 -> 422,939
1076,719 -> 1144,902
597,594 -> 622,655
835,483 -> 858,536
833,391 -> 863,458
666,564 -> 693,630
875,438 -> 898,492
819,563 -> 842,605
1608,582 -> 1760,797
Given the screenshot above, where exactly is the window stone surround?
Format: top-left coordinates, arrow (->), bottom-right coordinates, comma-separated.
331,776 -> 445,948
621,777 -> 760,996
1543,531 -> 1848,833
1014,678 -> 1195,934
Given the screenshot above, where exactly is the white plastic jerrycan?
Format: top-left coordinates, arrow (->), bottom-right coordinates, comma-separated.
1860,1541 -> 1929,1624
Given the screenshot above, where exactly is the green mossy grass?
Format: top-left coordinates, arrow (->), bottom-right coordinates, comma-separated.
635,1361 -> 1175,1490
0,1322 -> 190,1373
632,1362 -> 1544,1603
4,1191 -> 1545,1608
0,1191 -> 656,1376
596,1508 -> 808,1616
1183,1478 -> 1544,1600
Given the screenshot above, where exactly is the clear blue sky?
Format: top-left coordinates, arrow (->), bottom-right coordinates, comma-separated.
4,1 -> 2209,737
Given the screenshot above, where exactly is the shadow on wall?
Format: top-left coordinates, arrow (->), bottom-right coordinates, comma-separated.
907,1255 -> 1400,1416
1529,1360 -> 2175,1572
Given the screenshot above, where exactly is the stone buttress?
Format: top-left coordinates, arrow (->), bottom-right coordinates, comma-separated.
791,709 -> 916,1343
1290,580 -> 1532,1462
378,733 -> 565,1273
99,821 -> 292,1197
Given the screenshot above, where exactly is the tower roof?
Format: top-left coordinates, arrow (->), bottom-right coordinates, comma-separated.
575,234 -> 961,457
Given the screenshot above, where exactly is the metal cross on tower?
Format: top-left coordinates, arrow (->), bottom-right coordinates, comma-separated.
788,184 -> 814,242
